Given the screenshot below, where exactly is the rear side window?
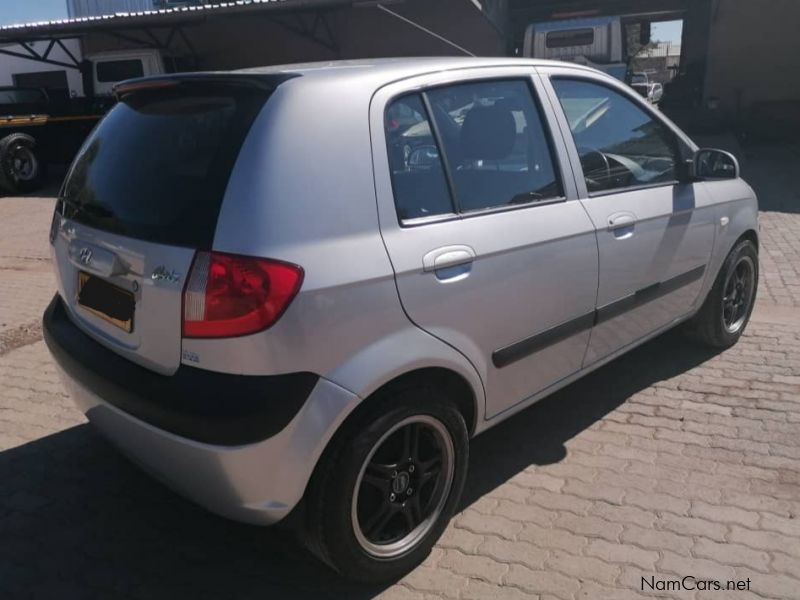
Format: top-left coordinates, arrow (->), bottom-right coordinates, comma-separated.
60,82 -> 270,247
96,59 -> 145,83
427,80 -> 562,212
385,79 -> 562,223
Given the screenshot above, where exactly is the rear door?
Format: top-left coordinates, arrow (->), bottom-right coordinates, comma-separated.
371,68 -> 599,420
50,79 -> 271,374
540,69 -> 715,365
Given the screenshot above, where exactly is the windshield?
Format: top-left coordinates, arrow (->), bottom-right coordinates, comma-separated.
59,82 -> 271,248
630,74 -> 648,85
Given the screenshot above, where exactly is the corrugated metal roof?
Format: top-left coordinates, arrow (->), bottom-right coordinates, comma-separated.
0,0 -> 345,41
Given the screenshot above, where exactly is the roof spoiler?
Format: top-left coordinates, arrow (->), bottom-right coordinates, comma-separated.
113,72 -> 299,100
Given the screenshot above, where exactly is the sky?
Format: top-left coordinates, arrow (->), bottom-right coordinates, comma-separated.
652,20 -> 683,44
0,0 -> 67,26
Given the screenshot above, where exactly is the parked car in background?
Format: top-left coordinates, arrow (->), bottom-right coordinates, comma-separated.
630,71 -> 662,104
44,58 -> 759,583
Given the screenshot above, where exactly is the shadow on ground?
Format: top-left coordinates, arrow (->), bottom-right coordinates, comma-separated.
740,142 -> 800,214
0,330 -> 720,600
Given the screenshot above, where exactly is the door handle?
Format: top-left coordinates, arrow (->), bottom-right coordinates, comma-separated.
422,245 -> 476,272
607,211 -> 637,230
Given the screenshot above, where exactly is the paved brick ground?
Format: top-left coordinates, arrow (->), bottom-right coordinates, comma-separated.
0,173 -> 799,599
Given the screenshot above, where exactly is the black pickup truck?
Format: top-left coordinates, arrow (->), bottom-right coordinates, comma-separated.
0,87 -> 113,194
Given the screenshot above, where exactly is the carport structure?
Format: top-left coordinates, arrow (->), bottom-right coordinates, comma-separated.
0,0 -> 505,96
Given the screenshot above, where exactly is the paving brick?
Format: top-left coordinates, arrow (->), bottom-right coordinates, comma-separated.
585,538 -> 659,570
510,471 -> 566,493
690,502 -> 760,528
461,579 -> 539,600
624,490 -> 690,516
438,550 -> 508,582
478,537 -> 548,571
526,488 -> 592,516
562,479 -> 626,504
621,524 -> 693,554
553,513 -> 623,542
437,525 -> 485,554
728,525 -> 800,557
546,550 -> 620,586
493,500 -> 555,528
657,513 -> 728,542
504,564 -> 580,598
693,538 -> 771,572
456,513 -> 523,541
518,523 -> 587,555
587,502 -> 656,529
401,566 -> 468,597
759,512 -> 800,537
659,551 -> 737,582
770,552 -> 800,577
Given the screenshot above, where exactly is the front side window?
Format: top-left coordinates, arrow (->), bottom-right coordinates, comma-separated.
551,78 -> 685,193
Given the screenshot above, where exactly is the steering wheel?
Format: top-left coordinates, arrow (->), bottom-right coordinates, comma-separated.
577,146 -> 612,192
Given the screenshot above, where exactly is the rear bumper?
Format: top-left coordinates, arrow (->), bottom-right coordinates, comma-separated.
43,294 -> 360,524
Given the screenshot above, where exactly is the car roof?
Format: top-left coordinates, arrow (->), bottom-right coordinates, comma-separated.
116,58 -> 605,98
234,57 -> 599,87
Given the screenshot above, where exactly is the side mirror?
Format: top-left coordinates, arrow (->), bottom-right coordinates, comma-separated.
692,148 -> 740,180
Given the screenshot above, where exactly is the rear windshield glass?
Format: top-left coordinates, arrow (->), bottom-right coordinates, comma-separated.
60,82 -> 270,248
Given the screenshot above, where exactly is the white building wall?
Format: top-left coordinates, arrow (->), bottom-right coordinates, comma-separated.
67,0 -> 156,18
0,39 -> 84,96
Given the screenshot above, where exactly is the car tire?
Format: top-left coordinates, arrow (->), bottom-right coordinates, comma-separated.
302,386 -> 469,583
0,133 -> 46,194
687,239 -> 758,348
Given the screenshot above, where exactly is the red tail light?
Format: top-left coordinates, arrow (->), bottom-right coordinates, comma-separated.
182,252 -> 304,338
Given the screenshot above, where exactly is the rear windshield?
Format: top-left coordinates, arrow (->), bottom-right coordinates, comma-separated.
59,81 -> 270,248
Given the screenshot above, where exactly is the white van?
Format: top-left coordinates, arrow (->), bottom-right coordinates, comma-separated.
89,49 -> 165,96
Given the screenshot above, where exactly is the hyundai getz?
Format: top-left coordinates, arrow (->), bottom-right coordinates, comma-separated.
44,58 -> 759,582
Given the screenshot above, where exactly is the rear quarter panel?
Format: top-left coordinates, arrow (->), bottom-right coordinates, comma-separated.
182,74 -> 486,416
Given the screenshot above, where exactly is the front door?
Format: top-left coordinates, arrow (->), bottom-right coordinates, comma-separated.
371,70 -> 599,419
541,71 -> 716,365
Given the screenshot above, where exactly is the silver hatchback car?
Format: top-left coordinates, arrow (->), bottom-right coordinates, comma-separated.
44,58 -> 759,582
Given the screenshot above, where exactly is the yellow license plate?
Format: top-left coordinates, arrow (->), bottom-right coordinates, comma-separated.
77,271 -> 134,333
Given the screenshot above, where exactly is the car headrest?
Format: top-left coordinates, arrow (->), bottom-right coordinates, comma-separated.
460,105 -> 516,161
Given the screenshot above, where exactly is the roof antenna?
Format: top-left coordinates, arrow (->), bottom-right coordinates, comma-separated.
374,3 -> 476,57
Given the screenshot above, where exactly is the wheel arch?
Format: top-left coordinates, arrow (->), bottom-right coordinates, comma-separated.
738,228 -> 759,251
